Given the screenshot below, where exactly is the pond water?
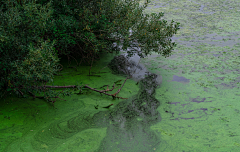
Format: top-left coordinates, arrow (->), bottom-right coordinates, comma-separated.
1,0 -> 240,151
137,0 -> 240,151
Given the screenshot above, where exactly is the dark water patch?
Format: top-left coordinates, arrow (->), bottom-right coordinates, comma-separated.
167,102 -> 180,106
191,97 -> 210,103
172,75 -> 190,83
212,54 -> 221,57
215,82 -> 240,90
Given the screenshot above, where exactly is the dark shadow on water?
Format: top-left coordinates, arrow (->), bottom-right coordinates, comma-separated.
93,72 -> 163,152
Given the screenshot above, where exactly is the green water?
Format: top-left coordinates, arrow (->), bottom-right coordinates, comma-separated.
1,0 -> 240,151
139,0 -> 240,151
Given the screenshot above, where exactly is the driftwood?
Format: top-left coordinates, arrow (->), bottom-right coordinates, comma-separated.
13,75 -> 132,107
40,75 -> 131,100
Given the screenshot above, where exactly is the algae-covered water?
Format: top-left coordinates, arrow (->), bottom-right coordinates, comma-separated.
139,0 -> 240,151
1,0 -> 240,151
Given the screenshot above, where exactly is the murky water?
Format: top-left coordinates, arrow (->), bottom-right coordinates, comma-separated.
1,0 -> 240,151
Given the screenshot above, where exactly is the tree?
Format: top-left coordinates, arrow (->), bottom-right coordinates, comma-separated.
0,0 -> 63,103
0,0 -> 180,106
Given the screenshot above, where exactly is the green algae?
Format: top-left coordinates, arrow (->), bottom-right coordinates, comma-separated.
1,0 -> 240,151
138,0 -> 240,151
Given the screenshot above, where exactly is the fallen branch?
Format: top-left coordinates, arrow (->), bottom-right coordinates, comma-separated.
17,75 -> 131,107
41,76 -> 132,100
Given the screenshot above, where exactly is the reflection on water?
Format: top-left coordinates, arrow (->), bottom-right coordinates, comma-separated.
16,54 -> 166,152
93,72 -> 164,151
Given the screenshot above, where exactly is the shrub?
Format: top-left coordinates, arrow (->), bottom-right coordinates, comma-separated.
0,0 -> 181,105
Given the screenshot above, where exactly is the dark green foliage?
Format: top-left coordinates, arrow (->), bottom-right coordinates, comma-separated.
0,0 -> 65,100
0,0 -> 181,105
